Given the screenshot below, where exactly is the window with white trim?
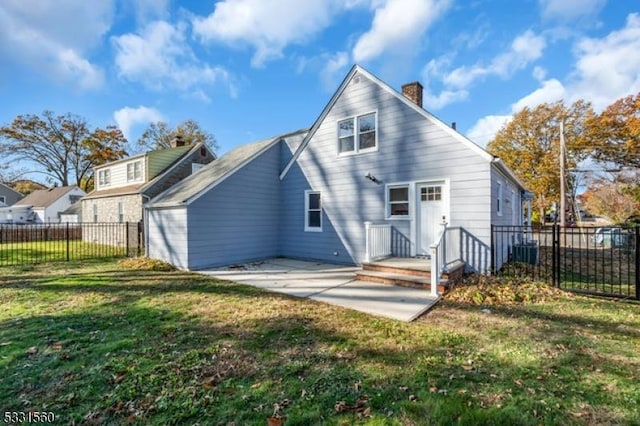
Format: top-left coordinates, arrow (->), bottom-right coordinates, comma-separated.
93,204 -> 98,223
338,112 -> 377,154
127,161 -> 142,182
497,181 -> 503,216
304,190 -> 322,231
98,169 -> 110,187
0,196 -> 5,204
118,202 -> 124,223
386,185 -> 409,218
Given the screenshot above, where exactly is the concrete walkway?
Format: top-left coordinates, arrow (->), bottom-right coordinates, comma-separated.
199,258 -> 439,322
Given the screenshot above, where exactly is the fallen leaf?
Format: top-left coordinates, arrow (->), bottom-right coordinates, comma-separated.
52,342 -> 63,350
300,389 -> 307,398
409,394 -> 417,401
462,365 -> 474,371
267,417 -> 282,426
362,407 -> 371,417
398,386 -> 409,391
26,346 -> 38,355
429,386 -> 438,393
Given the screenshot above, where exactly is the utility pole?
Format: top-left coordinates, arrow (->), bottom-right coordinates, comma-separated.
559,120 -> 566,227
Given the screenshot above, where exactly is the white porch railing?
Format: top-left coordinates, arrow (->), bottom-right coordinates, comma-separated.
364,222 -> 392,263
429,219 -> 449,297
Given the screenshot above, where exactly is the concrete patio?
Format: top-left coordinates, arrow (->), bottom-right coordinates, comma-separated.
198,258 -> 439,322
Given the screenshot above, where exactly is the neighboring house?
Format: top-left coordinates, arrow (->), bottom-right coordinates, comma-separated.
60,202 -> 82,223
12,186 -> 86,223
81,140 -> 215,224
146,65 -> 527,273
0,182 -> 23,206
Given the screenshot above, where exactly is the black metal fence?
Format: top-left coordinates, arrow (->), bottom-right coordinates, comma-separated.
0,222 -> 144,267
492,225 -> 639,300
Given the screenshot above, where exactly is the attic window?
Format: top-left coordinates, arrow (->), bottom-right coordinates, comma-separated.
98,169 -> 110,187
200,147 -> 207,157
338,112 -> 377,155
127,161 -> 142,182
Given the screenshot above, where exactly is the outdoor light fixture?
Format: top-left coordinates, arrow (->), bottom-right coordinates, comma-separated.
365,172 -> 380,184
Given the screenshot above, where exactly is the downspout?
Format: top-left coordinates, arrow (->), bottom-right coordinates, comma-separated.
141,194 -> 151,257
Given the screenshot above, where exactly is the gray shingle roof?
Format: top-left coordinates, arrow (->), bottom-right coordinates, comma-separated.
15,186 -> 78,208
61,202 -> 82,215
146,137 -> 276,208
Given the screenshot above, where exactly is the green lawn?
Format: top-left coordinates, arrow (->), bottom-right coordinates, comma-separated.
1,259 -> 639,425
0,241 -> 128,266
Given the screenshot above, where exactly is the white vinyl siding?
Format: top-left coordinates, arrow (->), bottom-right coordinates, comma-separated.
337,112 -> 377,155
304,190 -> 322,232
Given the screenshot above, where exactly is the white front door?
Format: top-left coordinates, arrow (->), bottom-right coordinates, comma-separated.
417,183 -> 446,255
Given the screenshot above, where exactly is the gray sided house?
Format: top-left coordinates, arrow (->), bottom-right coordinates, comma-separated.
146,65 -> 527,273
82,141 -> 215,225
0,183 -> 23,206
11,186 -> 86,223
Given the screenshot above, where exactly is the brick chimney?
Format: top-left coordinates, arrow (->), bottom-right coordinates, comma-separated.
402,82 -> 423,108
171,135 -> 185,148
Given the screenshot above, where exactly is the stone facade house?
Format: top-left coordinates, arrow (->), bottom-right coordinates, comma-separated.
82,141 -> 215,224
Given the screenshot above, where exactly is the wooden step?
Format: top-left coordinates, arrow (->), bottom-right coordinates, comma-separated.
356,269 -> 450,293
362,261 -> 431,278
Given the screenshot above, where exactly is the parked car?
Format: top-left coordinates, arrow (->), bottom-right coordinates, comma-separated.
591,227 -> 629,248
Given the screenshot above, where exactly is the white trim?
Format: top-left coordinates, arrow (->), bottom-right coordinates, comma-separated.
336,110 -> 378,156
304,190 -> 322,232
384,182 -> 411,220
98,169 -> 111,187
414,179 -> 450,256
127,160 -> 143,183
511,189 -> 516,224
497,181 -> 503,217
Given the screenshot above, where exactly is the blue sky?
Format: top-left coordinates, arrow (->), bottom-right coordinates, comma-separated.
1,0 -> 638,171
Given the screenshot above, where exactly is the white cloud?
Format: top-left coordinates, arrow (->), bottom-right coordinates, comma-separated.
321,51 -> 350,90
132,0 -> 170,24
539,0 -> 606,22
512,79 -> 566,111
532,66 -> 547,82
445,30 -> 546,89
420,55 -> 468,109
466,115 -> 512,147
113,20 -> 232,95
568,13 -> 640,110
352,0 -> 451,63
113,106 -> 164,141
0,0 -> 112,89
193,0 -> 340,67
422,30 -> 546,109
468,14 -> 640,146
